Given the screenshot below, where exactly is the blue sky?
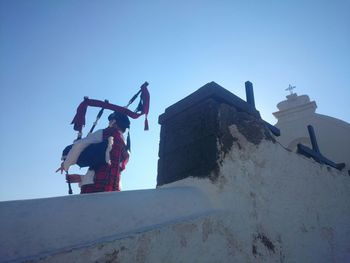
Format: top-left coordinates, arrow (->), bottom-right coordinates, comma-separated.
1,0 -> 349,201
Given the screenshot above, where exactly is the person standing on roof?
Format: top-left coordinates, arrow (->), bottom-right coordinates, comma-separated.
57,112 -> 130,193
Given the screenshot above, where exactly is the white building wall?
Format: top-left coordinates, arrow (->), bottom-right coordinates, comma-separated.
273,93 -> 350,170
1,124 -> 349,263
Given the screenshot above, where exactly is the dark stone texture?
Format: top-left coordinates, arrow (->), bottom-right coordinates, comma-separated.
157,82 -> 274,186
159,81 -> 260,124
218,103 -> 275,146
158,99 -> 221,186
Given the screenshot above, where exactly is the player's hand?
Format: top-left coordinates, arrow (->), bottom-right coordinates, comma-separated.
55,162 -> 65,174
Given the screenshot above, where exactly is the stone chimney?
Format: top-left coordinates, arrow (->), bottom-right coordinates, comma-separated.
157,81 -> 274,186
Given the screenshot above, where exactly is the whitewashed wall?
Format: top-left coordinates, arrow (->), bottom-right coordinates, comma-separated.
1,124 -> 349,263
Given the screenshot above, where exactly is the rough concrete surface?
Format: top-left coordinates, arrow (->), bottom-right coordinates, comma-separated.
18,125 -> 350,263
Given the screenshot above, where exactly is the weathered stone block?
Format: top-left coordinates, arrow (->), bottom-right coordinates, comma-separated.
157,82 -> 273,186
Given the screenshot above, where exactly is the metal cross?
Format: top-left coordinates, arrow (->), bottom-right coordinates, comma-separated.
285,84 -> 296,95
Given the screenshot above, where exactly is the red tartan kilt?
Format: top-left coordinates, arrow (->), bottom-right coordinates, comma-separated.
81,164 -> 120,194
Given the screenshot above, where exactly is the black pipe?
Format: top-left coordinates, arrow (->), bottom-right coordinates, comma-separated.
67,171 -> 73,195
307,125 -> 320,154
245,81 -> 255,108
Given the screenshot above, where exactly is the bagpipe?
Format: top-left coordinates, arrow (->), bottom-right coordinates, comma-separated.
61,82 -> 150,194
